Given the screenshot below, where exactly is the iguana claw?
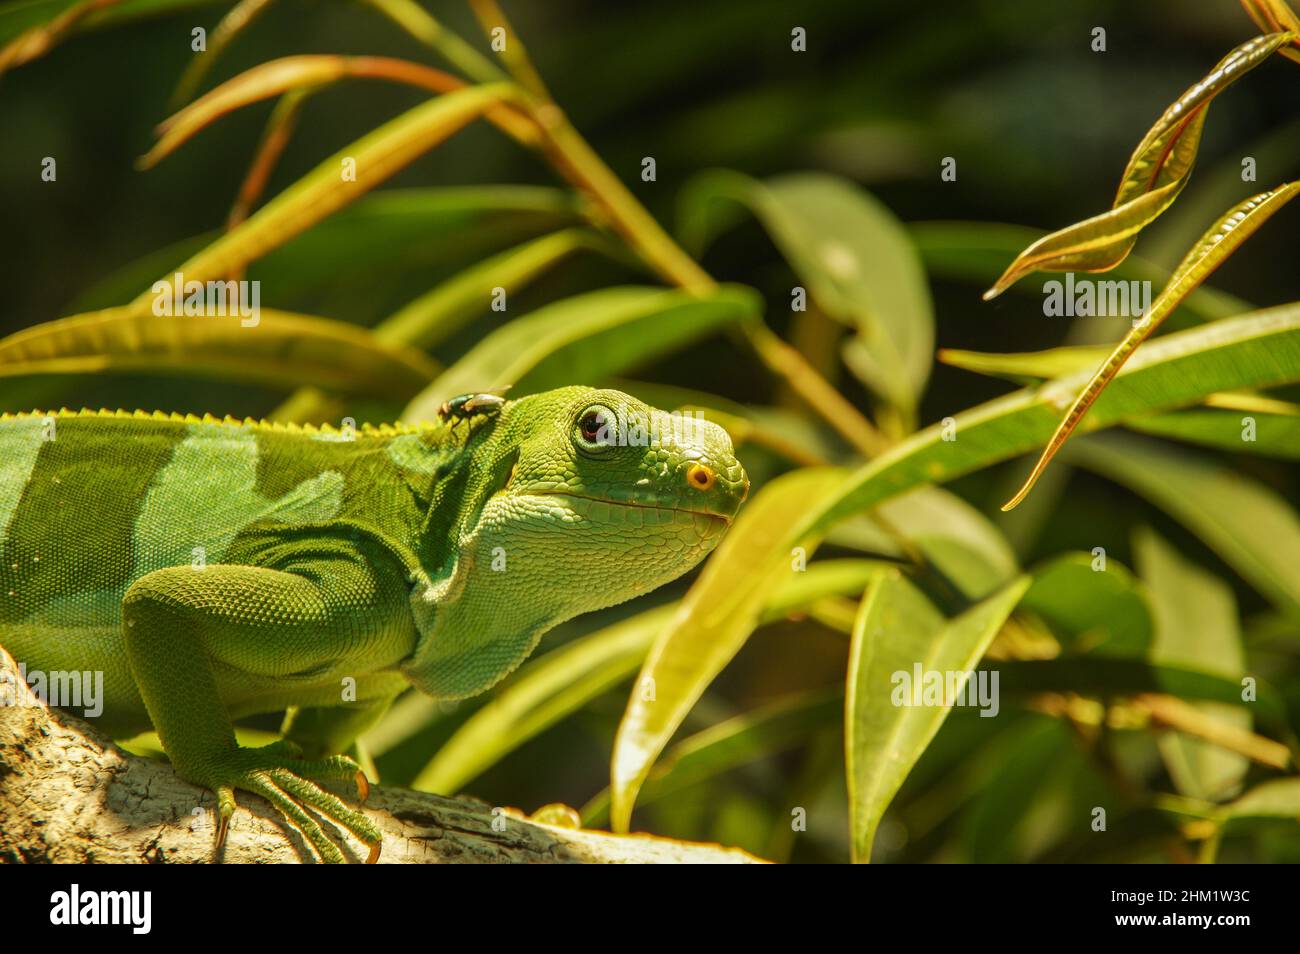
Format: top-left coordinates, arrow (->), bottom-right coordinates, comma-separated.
197,744 -> 382,864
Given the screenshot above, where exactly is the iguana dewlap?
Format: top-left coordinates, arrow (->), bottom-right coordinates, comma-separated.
0,386 -> 747,862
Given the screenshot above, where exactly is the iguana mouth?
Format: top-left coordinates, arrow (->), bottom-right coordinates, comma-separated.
533,491 -> 733,527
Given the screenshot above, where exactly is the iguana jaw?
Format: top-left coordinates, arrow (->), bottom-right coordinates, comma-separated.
532,490 -> 734,527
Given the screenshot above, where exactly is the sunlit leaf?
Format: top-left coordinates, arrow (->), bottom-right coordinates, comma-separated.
609,467 -> 846,833
1001,181 -> 1300,510
910,221 -> 1248,321
846,571 -> 1030,862
1221,778 -> 1300,823
126,83 -> 517,310
405,285 -> 759,419
142,54 -> 487,168
939,345 -> 1109,384
1070,432 -> 1300,621
1127,401 -> 1300,459
1240,0 -> 1300,63
941,347 -> 1300,458
0,305 -> 438,398
984,32 -> 1295,298
983,178 -> 1189,301
169,0 -> 278,107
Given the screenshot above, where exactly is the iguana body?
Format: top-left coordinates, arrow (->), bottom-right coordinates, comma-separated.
0,387 -> 747,862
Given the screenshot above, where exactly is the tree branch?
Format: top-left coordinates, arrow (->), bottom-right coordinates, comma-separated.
0,647 -> 761,864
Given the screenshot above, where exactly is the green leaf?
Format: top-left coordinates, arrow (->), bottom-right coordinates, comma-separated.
679,170 -> 934,411
377,228 -> 611,351
941,347 -> 1300,458
846,571 -> 1031,862
1136,527 -> 1249,801
1222,778 -> 1300,824
1070,432 -> 1300,621
609,467 -> 846,833
939,345 -> 1110,384
1020,553 -> 1153,656
404,285 -> 759,419
0,305 -> 439,399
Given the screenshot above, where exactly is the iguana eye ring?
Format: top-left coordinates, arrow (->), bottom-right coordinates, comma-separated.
574,404 -> 617,454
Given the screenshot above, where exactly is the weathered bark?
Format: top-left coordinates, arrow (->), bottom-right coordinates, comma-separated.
0,648 -> 760,864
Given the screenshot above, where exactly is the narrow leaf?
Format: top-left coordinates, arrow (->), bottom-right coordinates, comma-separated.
1240,0 -> 1300,63
127,83 -> 516,309
405,285 -> 759,419
0,306 -> 439,398
984,32 -> 1294,298
806,304 -> 1300,537
1001,181 -> 1300,510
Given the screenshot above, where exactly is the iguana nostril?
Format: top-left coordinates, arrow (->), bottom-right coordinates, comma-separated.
686,463 -> 716,491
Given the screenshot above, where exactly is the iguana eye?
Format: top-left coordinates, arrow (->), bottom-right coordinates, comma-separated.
574,405 -> 616,453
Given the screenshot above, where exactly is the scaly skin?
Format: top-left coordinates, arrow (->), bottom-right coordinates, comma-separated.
0,386 -> 747,862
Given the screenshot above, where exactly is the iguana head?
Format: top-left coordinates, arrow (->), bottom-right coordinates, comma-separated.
402,386 -> 748,699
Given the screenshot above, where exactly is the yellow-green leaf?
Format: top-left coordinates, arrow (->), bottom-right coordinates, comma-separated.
1240,0 -> 1300,63
984,32 -> 1294,299
127,83 -> 516,310
1001,181 -> 1300,510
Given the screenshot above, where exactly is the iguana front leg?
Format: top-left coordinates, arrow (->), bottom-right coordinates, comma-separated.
120,550 -> 416,863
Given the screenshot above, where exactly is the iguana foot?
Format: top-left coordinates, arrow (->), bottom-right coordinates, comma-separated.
203,741 -> 381,864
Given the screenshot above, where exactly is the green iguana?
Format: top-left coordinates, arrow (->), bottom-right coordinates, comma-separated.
0,386 -> 747,862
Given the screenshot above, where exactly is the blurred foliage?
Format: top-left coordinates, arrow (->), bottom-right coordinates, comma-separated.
2,0 -> 1300,864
